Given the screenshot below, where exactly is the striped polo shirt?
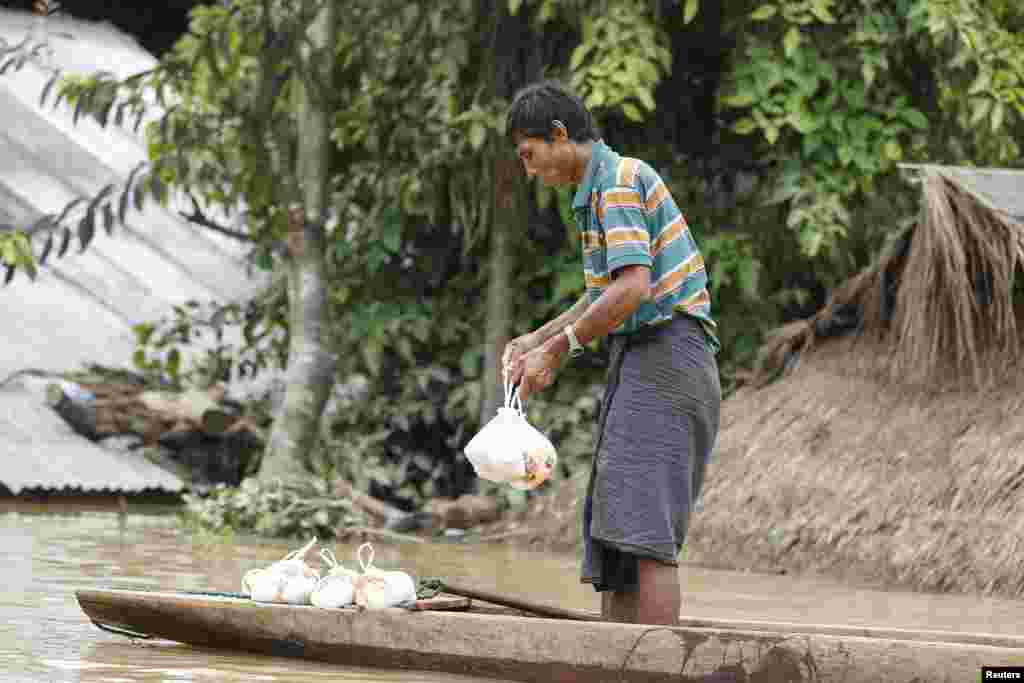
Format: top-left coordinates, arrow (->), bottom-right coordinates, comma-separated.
571,140 -> 719,353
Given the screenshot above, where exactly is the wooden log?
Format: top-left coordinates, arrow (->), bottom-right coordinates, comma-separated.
334,479 -> 407,523
46,382 -> 101,440
336,527 -> 425,545
138,386 -> 225,426
76,588 -> 1024,683
424,494 -> 501,529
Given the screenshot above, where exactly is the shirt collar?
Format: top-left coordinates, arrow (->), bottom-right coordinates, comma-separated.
572,139 -> 610,210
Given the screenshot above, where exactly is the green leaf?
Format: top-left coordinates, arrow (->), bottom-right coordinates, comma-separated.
133,182 -> 147,212
508,0 -> 523,15
884,140 -> 903,161
38,232 -> 54,266
970,97 -> 992,126
255,250 -> 273,271
55,197 -> 86,228
737,257 -> 760,297
166,348 -> 181,380
132,349 -> 147,370
133,322 -> 155,346
784,28 -> 801,58
77,208 -> 96,252
991,101 -> 1005,132
838,145 -> 853,166
39,74 -> 59,108
968,69 -> 991,95
733,118 -> 758,135
635,87 -> 656,112
569,43 -> 592,72
102,203 -> 115,236
809,0 -> 836,23
788,109 -> 820,133
765,125 -> 780,145
622,102 -> 644,122
57,227 -> 72,258
468,122 -> 486,151
750,5 -> 778,21
721,92 -> 756,107
899,108 -> 929,130
684,0 -> 699,24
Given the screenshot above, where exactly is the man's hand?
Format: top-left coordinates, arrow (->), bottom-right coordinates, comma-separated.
501,332 -> 539,385
517,345 -> 560,401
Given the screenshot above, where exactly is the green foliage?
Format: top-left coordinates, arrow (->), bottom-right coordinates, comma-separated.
131,289 -> 289,390
0,231 -> 37,283
182,477 -> 365,539
568,1 -> 673,122
725,0 -> 1021,258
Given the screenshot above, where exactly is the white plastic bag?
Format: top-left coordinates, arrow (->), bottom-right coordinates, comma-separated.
463,371 -> 557,490
352,543 -> 417,610
242,537 -> 321,605
310,548 -> 358,609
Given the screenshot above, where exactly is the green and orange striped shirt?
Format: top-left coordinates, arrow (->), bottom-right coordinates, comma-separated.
571,140 -> 719,353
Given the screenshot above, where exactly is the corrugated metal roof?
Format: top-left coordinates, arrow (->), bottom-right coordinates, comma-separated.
900,163 -> 1024,221
0,9 -> 265,494
0,380 -> 183,494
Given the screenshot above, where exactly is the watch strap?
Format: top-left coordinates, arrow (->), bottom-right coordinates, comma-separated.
564,324 -> 584,358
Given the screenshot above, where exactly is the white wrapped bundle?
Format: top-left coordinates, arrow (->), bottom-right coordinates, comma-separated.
242,537 -> 321,605
464,375 -> 557,490
310,548 -> 358,609
352,543 -> 417,610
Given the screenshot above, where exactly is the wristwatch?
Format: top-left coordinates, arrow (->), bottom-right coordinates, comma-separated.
564,324 -> 585,358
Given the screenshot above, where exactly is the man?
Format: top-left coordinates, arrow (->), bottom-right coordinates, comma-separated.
502,81 -> 721,626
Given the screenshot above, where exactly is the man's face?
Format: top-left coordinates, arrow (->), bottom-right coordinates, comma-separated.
514,132 -> 575,187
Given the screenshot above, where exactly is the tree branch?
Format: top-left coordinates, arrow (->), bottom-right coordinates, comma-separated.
179,194 -> 253,242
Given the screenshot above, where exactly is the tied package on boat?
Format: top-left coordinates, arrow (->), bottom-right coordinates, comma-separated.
242,539 -> 415,610
464,371 -> 557,490
242,537 -> 320,605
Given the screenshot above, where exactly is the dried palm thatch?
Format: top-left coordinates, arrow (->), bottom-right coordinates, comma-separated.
754,168 -> 1024,389
890,171 -> 1024,385
692,339 -> 1024,598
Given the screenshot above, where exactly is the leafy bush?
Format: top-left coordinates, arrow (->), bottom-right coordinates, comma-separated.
181,477 -> 365,539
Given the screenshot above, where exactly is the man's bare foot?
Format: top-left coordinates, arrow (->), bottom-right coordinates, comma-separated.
600,559 -> 680,625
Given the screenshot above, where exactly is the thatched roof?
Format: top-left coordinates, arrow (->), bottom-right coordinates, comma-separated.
755,165 -> 1024,389
696,165 -> 1024,598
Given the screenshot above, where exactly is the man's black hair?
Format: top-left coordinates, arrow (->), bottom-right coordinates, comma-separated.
506,80 -> 599,144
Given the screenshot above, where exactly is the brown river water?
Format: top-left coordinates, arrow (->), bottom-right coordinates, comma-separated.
4,501 -> 1024,682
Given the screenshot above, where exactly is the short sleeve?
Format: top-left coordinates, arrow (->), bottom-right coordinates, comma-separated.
597,186 -> 652,273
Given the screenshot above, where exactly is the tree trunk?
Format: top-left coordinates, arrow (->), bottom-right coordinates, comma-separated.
478,2 -> 532,426
479,149 -> 522,424
257,2 -> 337,484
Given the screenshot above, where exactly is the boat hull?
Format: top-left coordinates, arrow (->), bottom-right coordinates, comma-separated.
76,589 -> 1023,682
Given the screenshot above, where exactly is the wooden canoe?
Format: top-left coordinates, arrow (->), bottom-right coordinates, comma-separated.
76,588 -> 1024,682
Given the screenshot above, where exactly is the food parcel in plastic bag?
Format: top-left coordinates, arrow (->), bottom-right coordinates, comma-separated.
352,542 -> 417,610
464,371 -> 557,490
310,548 -> 358,609
242,537 -> 321,604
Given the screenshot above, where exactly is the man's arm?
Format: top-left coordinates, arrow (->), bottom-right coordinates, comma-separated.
530,294 -> 590,344
540,265 -> 649,358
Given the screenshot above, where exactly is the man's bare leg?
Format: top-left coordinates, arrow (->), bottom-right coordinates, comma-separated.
600,559 -> 679,625
635,559 -> 680,625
